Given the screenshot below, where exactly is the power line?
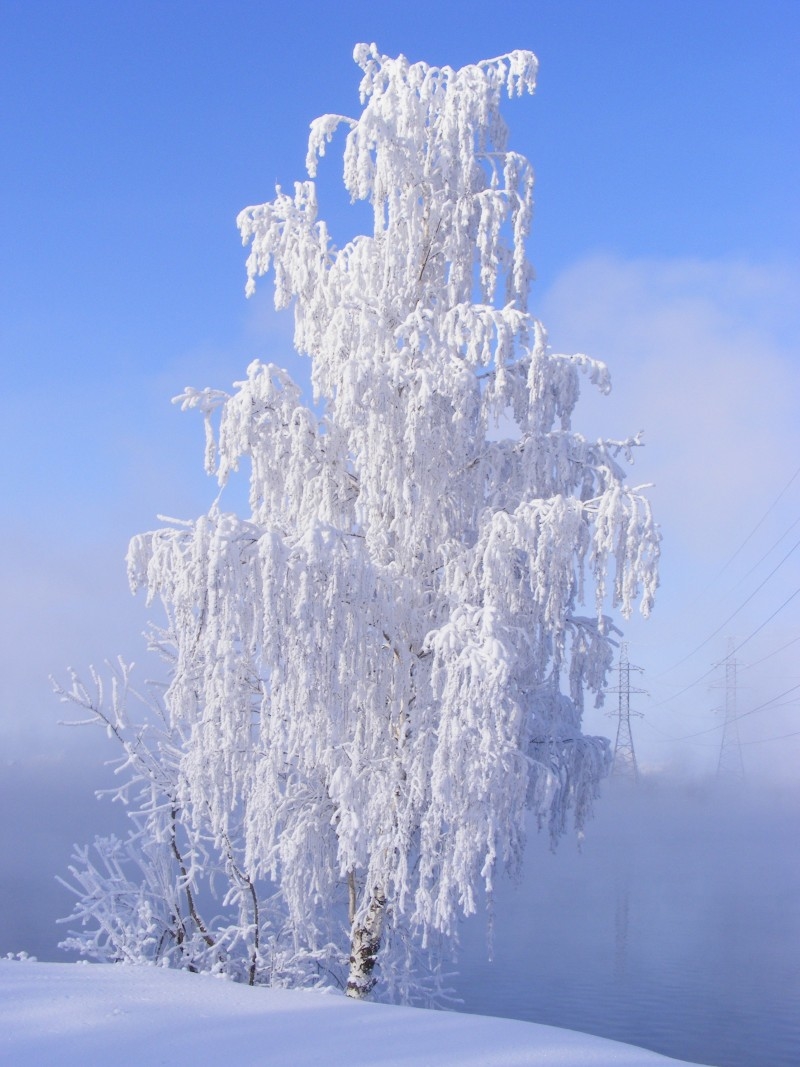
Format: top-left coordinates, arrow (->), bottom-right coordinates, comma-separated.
729,514 -> 800,593
648,696 -> 800,746
730,586 -> 800,658
649,585 -> 800,711
665,680 -> 800,743
665,535 -> 800,673
744,633 -> 800,670
710,462 -> 800,582
656,464 -> 800,680
741,729 -> 800,745
677,463 -> 800,622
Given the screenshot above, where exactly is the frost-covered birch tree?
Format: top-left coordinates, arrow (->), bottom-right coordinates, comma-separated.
65,44 -> 659,1000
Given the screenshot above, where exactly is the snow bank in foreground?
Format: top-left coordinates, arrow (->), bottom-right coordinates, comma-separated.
0,961 -> 706,1066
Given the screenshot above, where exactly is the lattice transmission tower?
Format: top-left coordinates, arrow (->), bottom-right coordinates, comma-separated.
713,639 -> 746,783
606,642 -> 647,781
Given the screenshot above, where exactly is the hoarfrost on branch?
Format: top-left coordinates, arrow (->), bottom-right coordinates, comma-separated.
59,43 -> 659,1000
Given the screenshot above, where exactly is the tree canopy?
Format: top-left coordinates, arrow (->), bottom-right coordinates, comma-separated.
60,44 -> 659,1000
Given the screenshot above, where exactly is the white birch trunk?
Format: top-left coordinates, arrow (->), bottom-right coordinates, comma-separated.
345,888 -> 386,999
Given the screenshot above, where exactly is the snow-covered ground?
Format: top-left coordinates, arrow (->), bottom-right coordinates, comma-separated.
1,960 -> 707,1066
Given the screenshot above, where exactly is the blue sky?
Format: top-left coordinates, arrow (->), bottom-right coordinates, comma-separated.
1,1 -> 798,945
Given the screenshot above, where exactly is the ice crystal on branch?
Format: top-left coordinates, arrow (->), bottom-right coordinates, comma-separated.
61,44 -> 659,1000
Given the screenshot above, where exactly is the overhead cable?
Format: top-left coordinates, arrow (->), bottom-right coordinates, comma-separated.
648,585 -> 800,710
709,461 -> 800,582
662,680 -> 800,743
663,538 -> 800,674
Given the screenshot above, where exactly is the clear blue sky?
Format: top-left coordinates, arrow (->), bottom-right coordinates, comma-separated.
1,1 -> 798,940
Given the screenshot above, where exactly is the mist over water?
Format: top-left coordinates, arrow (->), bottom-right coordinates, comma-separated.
3,763 -> 797,1067
0,752 -> 130,964
453,777 -> 800,1067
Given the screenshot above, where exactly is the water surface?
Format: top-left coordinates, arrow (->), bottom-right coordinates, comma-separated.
453,779 -> 799,1067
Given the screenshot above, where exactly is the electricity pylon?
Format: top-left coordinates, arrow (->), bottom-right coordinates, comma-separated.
713,639 -> 746,783
606,642 -> 646,782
